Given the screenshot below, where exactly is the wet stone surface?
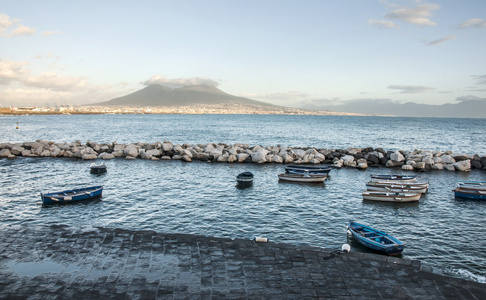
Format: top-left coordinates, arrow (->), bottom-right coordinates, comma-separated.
0,224 -> 484,299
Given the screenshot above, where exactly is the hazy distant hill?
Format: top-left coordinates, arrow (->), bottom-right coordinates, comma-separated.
301,98 -> 486,118
97,84 -> 280,108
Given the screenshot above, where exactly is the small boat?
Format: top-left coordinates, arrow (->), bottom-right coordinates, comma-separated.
278,173 -> 327,183
90,162 -> 107,174
347,221 -> 404,255
41,186 -> 103,204
285,165 -> 331,175
370,180 -> 429,189
453,188 -> 486,200
362,191 -> 421,202
457,181 -> 486,191
370,174 -> 417,182
366,181 -> 428,194
236,172 -> 254,187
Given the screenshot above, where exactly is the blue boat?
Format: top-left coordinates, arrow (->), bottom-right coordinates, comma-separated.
347,221 -> 404,255
453,188 -> 486,200
41,186 -> 103,204
285,165 -> 331,175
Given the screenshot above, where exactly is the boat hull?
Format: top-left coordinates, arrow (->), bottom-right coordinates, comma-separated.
453,189 -> 486,200
370,174 -> 417,182
285,165 -> 331,175
90,163 -> 107,174
278,173 -> 327,183
366,182 -> 427,194
347,221 -> 404,255
457,181 -> 486,191
41,186 -> 103,204
362,191 -> 421,202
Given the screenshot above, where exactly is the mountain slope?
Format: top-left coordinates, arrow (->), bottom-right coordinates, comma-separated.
97,84 -> 279,108
301,99 -> 486,118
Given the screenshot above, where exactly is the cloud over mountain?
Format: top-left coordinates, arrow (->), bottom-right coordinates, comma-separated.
141,75 -> 219,88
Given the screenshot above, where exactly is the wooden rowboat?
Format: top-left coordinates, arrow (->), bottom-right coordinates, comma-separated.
285,165 -> 331,176
362,191 -> 421,202
370,174 -> 417,182
456,181 -> 486,191
41,186 -> 103,204
347,221 -> 404,255
366,182 -> 428,194
278,173 -> 327,183
453,188 -> 486,200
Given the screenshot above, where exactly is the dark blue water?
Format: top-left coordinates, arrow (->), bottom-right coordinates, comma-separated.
1,114 -> 486,283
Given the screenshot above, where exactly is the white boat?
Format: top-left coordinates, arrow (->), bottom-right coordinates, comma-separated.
457,181 -> 486,191
366,182 -> 428,194
370,174 -> 417,183
362,191 -> 421,202
278,173 -> 327,183
370,180 -> 429,189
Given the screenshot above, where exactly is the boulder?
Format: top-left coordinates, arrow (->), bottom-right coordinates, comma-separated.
454,160 -> 471,171
251,149 -> 269,163
471,160 -> 482,169
10,145 -> 24,155
0,149 -> 11,157
402,165 -> 414,171
357,162 -> 368,169
431,163 -> 444,170
451,153 -> 469,161
444,164 -> 456,171
82,153 -> 98,160
237,153 -> 250,163
441,155 -> 456,164
124,145 -> 139,157
98,152 -> 115,160
386,160 -> 404,168
390,151 -> 405,162
162,141 -> 173,152
272,155 -> 284,163
412,162 -> 426,170
342,155 -> 355,166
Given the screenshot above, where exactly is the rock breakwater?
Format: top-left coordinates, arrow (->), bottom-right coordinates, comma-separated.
1,140 -> 485,172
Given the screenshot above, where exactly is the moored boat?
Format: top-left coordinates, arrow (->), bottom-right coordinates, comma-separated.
236,172 -> 254,187
347,221 -> 404,255
285,165 -> 331,175
457,181 -> 486,191
362,191 -> 421,202
41,186 -> 103,204
453,188 -> 486,200
370,180 -> 429,189
278,173 -> 327,183
90,162 -> 107,174
366,181 -> 428,194
370,174 -> 417,182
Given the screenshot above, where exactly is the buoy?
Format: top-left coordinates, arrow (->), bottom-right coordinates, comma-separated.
253,237 -> 268,243
16,121 -> 19,129
341,244 -> 351,253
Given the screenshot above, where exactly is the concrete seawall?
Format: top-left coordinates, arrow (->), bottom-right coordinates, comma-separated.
0,224 -> 484,299
1,140 -> 485,172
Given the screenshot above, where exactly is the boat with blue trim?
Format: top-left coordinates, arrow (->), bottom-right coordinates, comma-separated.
41,186 -> 103,204
347,221 -> 404,255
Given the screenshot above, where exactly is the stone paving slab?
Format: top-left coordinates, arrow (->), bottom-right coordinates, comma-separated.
0,224 -> 484,299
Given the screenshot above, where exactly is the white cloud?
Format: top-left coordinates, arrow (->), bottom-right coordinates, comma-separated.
368,19 -> 399,29
0,13 -> 36,37
426,35 -> 456,46
388,85 -> 435,93
458,18 -> 486,29
0,59 -> 87,91
385,3 -> 439,26
141,75 -> 219,88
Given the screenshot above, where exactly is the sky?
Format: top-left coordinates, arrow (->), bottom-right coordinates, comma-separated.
1,0 -> 485,108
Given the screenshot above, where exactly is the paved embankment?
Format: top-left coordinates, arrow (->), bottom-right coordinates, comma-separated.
0,225 -> 484,299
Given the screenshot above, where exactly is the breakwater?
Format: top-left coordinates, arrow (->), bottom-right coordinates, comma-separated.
1,140 -> 484,172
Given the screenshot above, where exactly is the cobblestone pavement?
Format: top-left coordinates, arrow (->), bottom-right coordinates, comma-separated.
0,224 -> 484,299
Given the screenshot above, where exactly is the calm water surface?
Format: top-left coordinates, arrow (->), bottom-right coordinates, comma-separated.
1,114 -> 485,283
